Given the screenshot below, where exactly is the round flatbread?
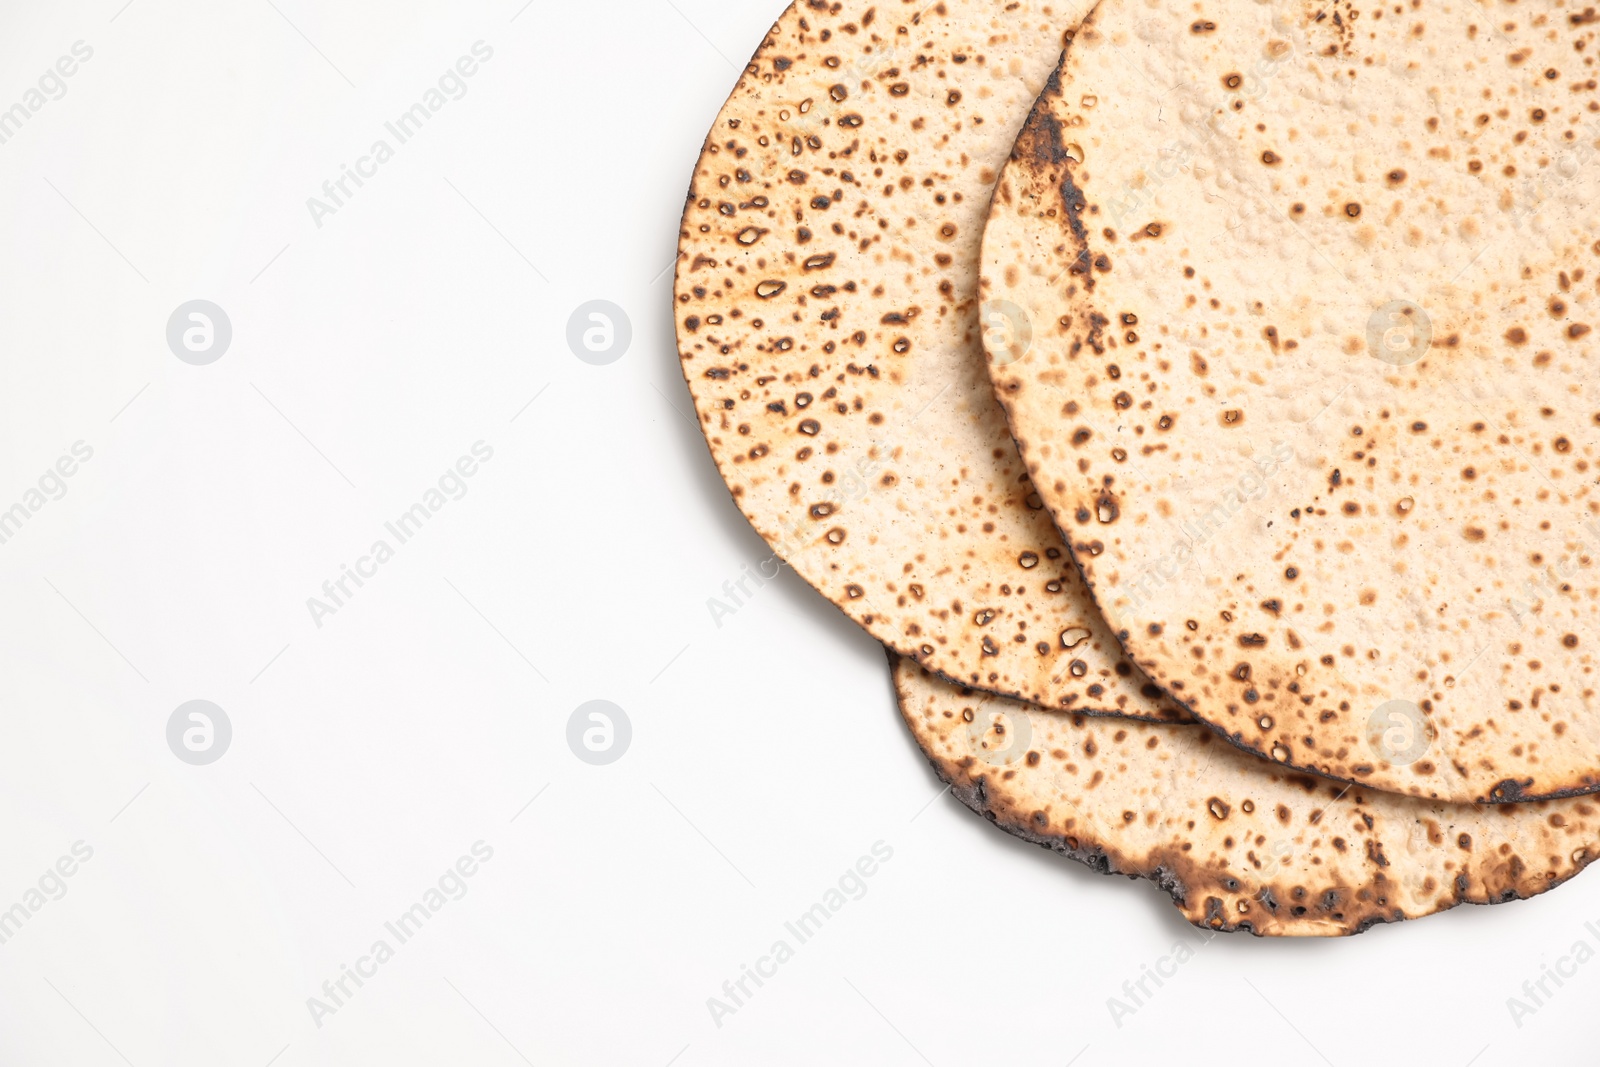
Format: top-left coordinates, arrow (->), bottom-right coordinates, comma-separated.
894,653 -> 1598,936
982,0 -> 1600,799
674,0 -> 1188,721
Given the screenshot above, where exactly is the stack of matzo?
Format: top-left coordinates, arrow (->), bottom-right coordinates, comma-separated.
674,0 -> 1600,936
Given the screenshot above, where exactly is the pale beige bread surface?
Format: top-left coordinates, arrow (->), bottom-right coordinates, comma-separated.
675,0 -> 1187,721
982,0 -> 1600,800
895,654 -> 1599,936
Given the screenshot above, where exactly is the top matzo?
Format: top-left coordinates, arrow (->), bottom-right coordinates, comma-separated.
984,0 -> 1600,802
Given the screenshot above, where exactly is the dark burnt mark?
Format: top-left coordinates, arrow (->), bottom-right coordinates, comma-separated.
1354,914 -> 1397,934
1081,309 -> 1109,355
1015,89 -> 1072,168
1489,778 -> 1534,802
1059,172 -> 1090,246
1010,72 -> 1092,248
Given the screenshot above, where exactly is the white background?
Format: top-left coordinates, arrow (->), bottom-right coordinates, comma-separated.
0,0 -> 1590,1063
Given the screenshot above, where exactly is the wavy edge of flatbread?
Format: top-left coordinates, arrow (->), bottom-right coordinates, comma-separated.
892,649 -> 1599,936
